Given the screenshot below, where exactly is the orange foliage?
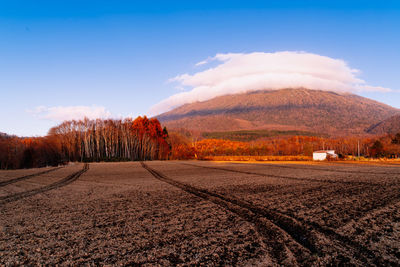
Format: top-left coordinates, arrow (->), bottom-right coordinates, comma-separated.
167,132 -> 195,160
2,124 -> 400,168
0,116 -> 170,169
170,134 -> 400,160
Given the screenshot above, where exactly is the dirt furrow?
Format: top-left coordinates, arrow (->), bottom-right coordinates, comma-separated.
141,162 -> 319,266
329,189 -> 400,227
0,164 -> 89,204
0,167 -> 62,187
281,213 -> 388,265
217,193 -> 380,265
243,162 -> 400,176
181,162 -> 376,186
177,162 -> 380,264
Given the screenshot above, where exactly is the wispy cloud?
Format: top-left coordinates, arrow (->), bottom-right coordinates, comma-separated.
151,51 -> 391,115
194,56 -> 213,66
28,105 -> 111,122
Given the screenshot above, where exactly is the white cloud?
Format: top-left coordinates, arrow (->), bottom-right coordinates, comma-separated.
194,56 -> 213,66
195,59 -> 209,66
28,105 -> 111,122
151,51 -> 391,115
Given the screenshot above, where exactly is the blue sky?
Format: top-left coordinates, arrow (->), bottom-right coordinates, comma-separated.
1,1 -> 400,136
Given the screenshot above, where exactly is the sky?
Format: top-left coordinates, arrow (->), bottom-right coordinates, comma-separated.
1,1 -> 400,136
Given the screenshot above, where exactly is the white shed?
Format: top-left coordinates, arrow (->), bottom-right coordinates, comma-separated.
313,150 -> 337,161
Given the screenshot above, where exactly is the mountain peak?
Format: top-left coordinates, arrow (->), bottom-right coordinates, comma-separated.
157,88 -> 399,135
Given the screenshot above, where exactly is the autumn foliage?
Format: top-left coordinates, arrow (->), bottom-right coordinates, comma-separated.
170,134 -> 400,160
2,119 -> 400,169
0,116 -> 169,169
167,132 -> 196,160
49,116 -> 169,162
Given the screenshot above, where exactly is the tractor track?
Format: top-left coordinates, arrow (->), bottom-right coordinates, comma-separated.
182,162 -> 400,232
0,167 -> 63,187
181,163 -> 400,224
140,162 -> 314,265
337,197 -> 400,231
270,182 -> 396,218
140,162 -> 378,266
192,162 -> 392,264
282,213 -> 386,265
0,164 -> 89,204
313,189 -> 400,229
236,162 -> 400,176
181,162 -> 379,186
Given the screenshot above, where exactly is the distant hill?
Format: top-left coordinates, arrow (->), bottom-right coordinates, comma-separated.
366,115 -> 400,135
157,88 -> 399,136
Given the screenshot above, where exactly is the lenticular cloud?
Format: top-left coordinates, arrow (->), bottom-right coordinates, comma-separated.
151,51 -> 390,115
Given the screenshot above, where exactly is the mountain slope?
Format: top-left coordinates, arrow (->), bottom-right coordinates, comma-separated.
366,115 -> 400,135
157,88 -> 399,135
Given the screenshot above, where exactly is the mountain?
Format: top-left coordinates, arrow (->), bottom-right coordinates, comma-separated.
366,115 -> 400,135
157,88 -> 399,136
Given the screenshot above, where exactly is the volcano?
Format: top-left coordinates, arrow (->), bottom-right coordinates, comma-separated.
157,88 -> 399,136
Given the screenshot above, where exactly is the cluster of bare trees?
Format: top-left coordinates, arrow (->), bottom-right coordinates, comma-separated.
0,116 -> 170,169
48,116 -> 169,162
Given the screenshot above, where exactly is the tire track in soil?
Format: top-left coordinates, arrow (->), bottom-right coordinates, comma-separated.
337,196 -> 400,231
0,164 -> 89,204
292,185 -> 400,229
237,162 -> 400,176
181,163 -> 400,219
0,167 -> 63,187
283,214 -> 389,265
179,162 -> 385,265
181,162 -> 377,186
225,171 -> 400,231
141,162 -> 320,266
336,198 -> 400,236
190,162 -> 400,229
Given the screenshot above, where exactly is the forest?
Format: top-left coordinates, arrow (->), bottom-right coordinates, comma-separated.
1,117 -> 400,169
0,116 -> 169,169
169,132 -> 400,160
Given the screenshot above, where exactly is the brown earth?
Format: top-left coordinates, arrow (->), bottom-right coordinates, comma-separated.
1,161 -> 400,265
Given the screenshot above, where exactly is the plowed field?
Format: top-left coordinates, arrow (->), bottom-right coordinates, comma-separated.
1,161 -> 399,266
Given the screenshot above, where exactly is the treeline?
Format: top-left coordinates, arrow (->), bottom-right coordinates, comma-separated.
49,117 -> 169,162
2,120 -> 400,169
0,116 -> 169,169
0,134 -> 61,169
170,133 -> 400,159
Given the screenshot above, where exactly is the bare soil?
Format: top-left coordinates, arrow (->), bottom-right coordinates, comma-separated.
1,161 -> 399,266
